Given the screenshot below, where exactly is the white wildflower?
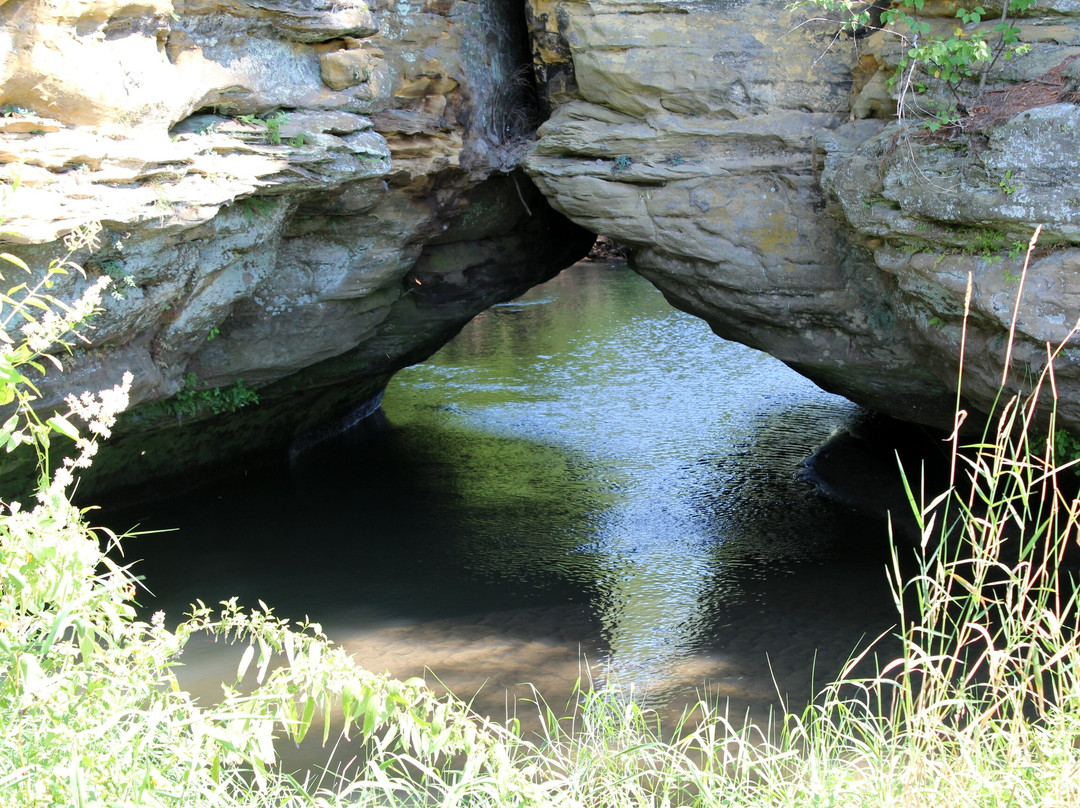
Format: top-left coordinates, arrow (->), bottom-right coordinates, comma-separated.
48,464 -> 74,493
64,371 -> 133,443
18,275 -> 110,354
50,371 -> 134,491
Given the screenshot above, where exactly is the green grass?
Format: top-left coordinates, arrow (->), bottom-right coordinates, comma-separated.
3,227 -> 1080,806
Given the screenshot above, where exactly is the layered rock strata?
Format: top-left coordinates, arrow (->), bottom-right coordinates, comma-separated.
524,0 -> 1080,434
0,0 -> 591,497
5,0 -> 1080,498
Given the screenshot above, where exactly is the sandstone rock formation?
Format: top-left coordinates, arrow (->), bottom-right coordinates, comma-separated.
524,0 -> 1080,436
4,0 -> 1080,498
0,0 -> 592,497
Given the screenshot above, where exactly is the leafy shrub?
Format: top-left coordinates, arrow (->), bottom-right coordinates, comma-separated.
171,372 -> 260,418
4,222 -> 1080,808
236,111 -> 288,146
0,232 -> 538,807
1054,427 -> 1080,474
797,0 -> 1034,128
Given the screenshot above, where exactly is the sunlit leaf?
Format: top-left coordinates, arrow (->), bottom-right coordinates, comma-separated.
236,644 -> 255,682
0,253 -> 30,272
46,413 -> 80,440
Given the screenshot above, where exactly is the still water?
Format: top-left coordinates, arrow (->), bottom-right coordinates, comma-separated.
105,261 -> 900,732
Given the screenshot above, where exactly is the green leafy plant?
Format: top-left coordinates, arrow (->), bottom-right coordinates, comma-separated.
92,258 -> 137,300
999,168 -> 1019,194
972,229 -> 1006,257
1008,238 -> 1028,258
0,224 -> 114,476
612,155 -> 632,174
263,111 -> 287,145
796,0 -> 1034,129
167,372 -> 259,420
7,221 -> 1080,808
236,111 -> 288,145
233,195 -> 276,223
949,225 -> 1008,260
1054,427 -> 1080,474
0,234 -> 541,808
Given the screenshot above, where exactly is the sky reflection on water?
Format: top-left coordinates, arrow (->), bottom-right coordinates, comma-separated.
107,261 -> 900,725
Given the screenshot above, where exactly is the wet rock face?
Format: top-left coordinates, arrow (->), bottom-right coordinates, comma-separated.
0,0 -> 592,498
524,0 -> 1080,433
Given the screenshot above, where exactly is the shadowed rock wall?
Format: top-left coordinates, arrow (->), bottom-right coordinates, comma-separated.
0,0 -> 592,498
5,0 -> 1080,499
524,0 -> 1080,435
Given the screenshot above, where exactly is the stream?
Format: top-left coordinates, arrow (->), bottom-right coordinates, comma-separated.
102,260 -> 903,759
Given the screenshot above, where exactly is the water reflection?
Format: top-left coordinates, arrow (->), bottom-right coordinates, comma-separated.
104,261 -> 899,735
381,263 -> 891,700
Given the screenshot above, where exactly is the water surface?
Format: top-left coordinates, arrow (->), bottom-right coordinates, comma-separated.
107,261 -> 900,735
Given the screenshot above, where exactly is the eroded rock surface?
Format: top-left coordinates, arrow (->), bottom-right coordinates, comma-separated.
524,0 -> 1080,434
0,0 -> 591,497
822,102 -> 1080,432
5,0 -> 1080,497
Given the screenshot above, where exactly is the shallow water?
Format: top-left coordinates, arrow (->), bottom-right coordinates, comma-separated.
104,261 -> 901,747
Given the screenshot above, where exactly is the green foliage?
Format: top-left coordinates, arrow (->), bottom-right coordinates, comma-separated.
97,258 -> 124,279
263,111 -> 288,146
92,258 -> 137,300
167,372 -> 259,419
795,0 -> 1034,128
5,222 -> 1080,807
964,226 -> 1007,257
1054,427 -> 1080,474
999,168 -> 1019,195
946,225 -> 1010,261
233,195 -> 277,223
236,111 -> 288,145
0,237 -> 541,808
611,155 -> 632,174
0,224 -> 114,481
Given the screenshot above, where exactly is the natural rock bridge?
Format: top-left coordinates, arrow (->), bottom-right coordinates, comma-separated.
2,0 -> 1079,496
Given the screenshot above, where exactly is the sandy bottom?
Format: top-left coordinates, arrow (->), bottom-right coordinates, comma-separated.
176,565 -> 899,777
